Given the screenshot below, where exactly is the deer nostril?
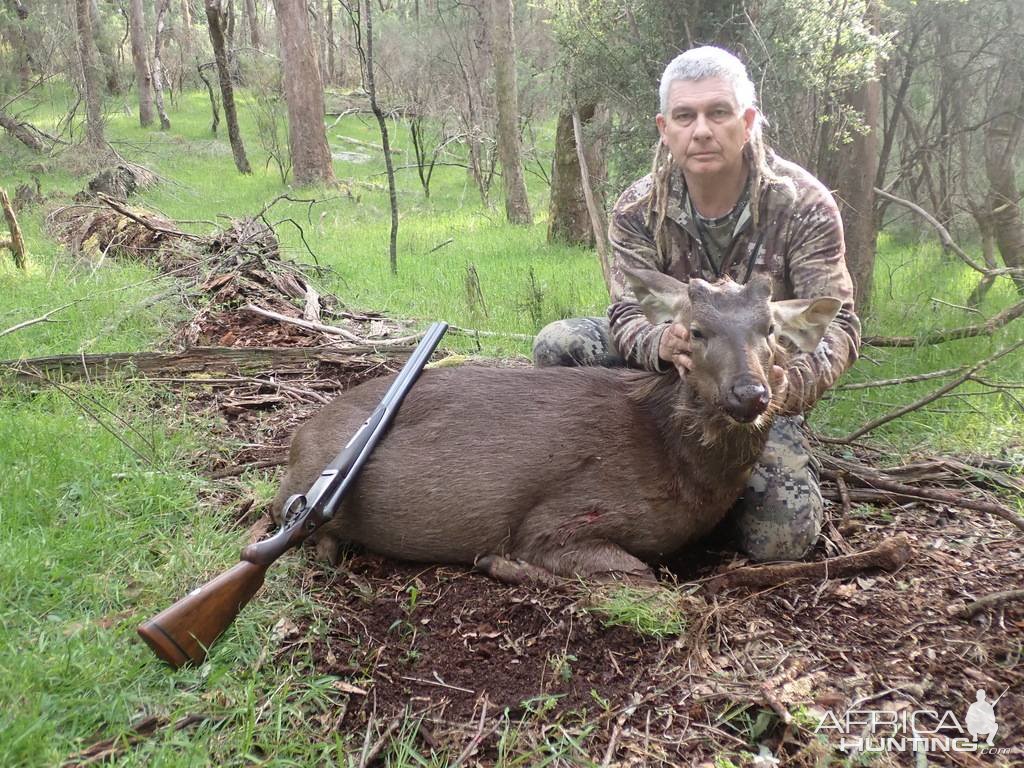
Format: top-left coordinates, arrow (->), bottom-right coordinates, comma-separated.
732,382 -> 768,405
727,381 -> 770,421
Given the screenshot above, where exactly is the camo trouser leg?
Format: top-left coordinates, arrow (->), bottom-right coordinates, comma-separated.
532,317 -> 626,368
733,415 -> 823,562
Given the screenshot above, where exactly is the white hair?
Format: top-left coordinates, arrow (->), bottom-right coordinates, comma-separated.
658,46 -> 759,124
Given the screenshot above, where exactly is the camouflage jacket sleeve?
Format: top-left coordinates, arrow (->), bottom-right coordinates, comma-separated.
605,180 -> 672,372
779,186 -> 862,414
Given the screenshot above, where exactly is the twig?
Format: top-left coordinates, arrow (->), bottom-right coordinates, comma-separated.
450,698 -> 492,768
62,714 -> 211,766
838,340 -> 1023,441
601,721 -> 623,767
706,534 -> 913,593
210,456 -> 288,479
930,297 -> 982,314
0,302 -> 77,338
836,365 -> 967,390
244,303 -> 365,342
398,674 -> 475,694
358,715 -> 404,768
957,589 -> 1024,619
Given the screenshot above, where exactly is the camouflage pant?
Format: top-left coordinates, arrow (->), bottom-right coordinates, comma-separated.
533,317 -> 822,562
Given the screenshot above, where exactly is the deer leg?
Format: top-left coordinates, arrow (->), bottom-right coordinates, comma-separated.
476,554 -> 561,586
531,541 -> 657,584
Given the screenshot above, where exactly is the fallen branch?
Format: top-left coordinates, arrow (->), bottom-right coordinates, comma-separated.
0,110 -> 44,152
821,468 -> 1024,533
244,303 -> 365,342
705,534 -> 913,593
956,589 -> 1024,619
834,339 -> 1023,441
863,298 -> 1024,346
95,193 -> 202,242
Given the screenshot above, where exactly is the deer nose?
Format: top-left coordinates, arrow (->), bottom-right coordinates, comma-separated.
726,379 -> 770,422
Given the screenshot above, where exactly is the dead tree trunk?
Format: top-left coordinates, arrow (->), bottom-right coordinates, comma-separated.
204,0 -> 251,173
129,0 -> 155,127
983,63 -> 1024,294
272,0 -> 335,186
153,0 -> 172,130
0,111 -> 44,152
74,0 -> 106,150
548,103 -> 606,247
362,0 -> 398,273
490,0 -> 531,224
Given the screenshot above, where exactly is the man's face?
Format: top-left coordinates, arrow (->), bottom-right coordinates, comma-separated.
656,77 -> 756,184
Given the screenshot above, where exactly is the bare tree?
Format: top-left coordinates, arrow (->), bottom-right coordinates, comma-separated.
153,0 -> 172,130
361,0 -> 398,272
204,0 -> 252,173
490,0 -> 530,224
129,0 -> 154,127
272,0 -> 335,185
74,0 -> 105,150
983,61 -> 1024,294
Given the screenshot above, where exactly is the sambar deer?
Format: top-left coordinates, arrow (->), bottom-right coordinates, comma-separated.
273,269 -> 841,583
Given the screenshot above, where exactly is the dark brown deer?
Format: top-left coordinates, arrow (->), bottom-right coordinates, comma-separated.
272,270 -> 841,584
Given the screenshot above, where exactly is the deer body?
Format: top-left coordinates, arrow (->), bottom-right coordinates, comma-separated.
273,273 -> 841,582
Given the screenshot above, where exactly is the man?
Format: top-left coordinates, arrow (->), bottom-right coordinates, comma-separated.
533,46 -> 861,562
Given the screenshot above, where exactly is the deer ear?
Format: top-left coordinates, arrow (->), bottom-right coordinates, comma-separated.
624,268 -> 691,324
770,297 -> 842,353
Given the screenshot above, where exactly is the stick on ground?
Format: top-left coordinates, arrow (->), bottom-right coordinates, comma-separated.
706,534 -> 913,593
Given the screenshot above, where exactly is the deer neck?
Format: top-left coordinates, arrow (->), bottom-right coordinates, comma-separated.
629,372 -> 775,478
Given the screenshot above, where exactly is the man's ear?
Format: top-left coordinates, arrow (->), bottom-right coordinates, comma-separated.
770,297 -> 842,353
624,267 -> 690,324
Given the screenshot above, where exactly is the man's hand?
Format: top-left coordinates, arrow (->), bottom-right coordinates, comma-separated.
658,323 -> 692,378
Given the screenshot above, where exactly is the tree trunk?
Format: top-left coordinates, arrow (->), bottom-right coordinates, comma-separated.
204,0 -> 251,174
178,0 -> 194,90
153,0 -> 172,130
833,74 -> 881,314
983,62 -> 1024,294
272,0 -> 334,186
362,0 -> 398,273
548,103 -> 607,247
490,0 -> 531,224
129,0 -> 155,127
90,0 -> 122,94
326,0 -> 335,85
74,0 -> 106,150
244,0 -> 260,49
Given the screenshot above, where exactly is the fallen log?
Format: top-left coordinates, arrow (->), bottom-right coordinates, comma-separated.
1,345 -> 412,387
706,534 -> 913,593
0,111 -> 43,152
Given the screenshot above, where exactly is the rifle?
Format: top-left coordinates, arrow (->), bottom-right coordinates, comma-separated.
138,321 -> 449,668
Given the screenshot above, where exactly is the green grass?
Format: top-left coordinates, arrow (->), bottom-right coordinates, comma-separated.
0,82 -> 1021,765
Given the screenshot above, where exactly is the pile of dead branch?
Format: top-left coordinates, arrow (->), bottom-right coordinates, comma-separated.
45,193 -> 418,349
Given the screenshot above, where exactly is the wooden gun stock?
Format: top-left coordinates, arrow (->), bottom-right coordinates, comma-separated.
137,560 -> 269,668
137,322 -> 448,669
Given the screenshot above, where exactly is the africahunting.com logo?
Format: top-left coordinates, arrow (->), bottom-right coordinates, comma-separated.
814,688 -> 1017,756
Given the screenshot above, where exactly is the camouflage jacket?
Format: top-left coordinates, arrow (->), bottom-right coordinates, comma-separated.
607,154 -> 861,414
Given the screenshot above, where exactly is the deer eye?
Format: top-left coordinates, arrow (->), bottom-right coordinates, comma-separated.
690,327 -> 705,341
767,324 -> 776,337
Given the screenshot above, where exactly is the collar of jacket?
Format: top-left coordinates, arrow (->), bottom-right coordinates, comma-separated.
664,165 -> 754,241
